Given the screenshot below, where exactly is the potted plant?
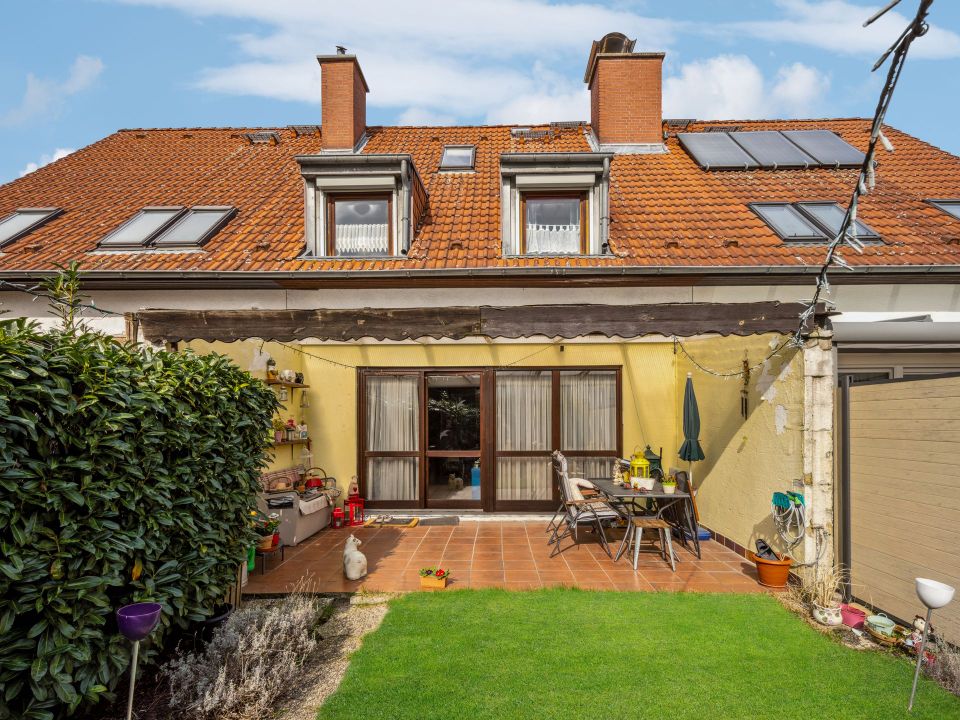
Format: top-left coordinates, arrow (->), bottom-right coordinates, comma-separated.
749,547 -> 793,589
271,417 -> 285,443
252,510 -> 280,550
419,567 -> 450,589
804,565 -> 846,626
661,476 -> 677,495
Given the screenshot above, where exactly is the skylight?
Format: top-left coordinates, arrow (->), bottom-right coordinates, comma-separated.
928,199 -> 960,221
796,202 -> 880,240
750,201 -> 881,243
0,208 -> 62,248
750,204 -> 827,241
439,145 -> 475,170
99,207 -> 185,248
153,207 -> 236,248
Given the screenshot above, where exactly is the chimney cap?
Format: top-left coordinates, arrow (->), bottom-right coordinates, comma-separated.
583,32 -> 664,85
316,53 -> 370,92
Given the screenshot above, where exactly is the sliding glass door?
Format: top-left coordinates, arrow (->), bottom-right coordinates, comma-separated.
359,367 -> 620,511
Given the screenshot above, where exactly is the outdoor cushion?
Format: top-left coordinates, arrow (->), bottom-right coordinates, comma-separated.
299,495 -> 329,515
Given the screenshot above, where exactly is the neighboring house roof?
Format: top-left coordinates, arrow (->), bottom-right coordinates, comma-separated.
1,118 -> 959,276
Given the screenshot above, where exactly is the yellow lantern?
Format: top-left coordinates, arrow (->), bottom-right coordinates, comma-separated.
629,448 -> 651,479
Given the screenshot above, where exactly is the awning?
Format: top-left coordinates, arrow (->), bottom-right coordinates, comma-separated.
134,302 -> 822,343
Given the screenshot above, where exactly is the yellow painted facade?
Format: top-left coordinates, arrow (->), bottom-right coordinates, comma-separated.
185,334 -> 805,560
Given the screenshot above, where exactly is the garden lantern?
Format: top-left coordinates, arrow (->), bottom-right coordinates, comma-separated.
116,602 -> 162,720
908,577 -> 954,711
347,496 -> 365,526
332,507 -> 345,529
629,449 -> 650,479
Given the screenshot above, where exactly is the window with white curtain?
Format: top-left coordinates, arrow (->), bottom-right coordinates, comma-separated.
521,195 -> 584,255
364,374 -> 419,501
560,370 -> 617,451
496,371 -> 552,500
328,195 -> 391,256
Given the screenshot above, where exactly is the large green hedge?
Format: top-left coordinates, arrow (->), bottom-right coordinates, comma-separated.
0,318 -> 279,719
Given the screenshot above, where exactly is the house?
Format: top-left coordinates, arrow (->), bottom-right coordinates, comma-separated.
2,33 -> 960,573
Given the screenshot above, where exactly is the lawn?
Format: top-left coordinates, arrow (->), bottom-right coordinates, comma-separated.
318,589 -> 960,720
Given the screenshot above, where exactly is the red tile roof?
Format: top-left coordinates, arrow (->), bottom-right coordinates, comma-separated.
1,118 -> 959,275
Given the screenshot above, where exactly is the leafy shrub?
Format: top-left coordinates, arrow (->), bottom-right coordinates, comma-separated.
0,312 -> 279,719
166,592 -> 323,719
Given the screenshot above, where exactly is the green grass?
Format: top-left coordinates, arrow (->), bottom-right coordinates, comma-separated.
318,589 -> 960,720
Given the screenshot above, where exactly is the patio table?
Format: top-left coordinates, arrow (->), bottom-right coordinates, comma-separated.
589,478 -> 702,560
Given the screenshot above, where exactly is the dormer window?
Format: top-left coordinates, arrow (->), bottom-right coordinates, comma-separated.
296,153 -> 428,259
500,152 -> 611,256
327,194 -> 392,256
521,193 -> 585,255
440,145 -> 475,171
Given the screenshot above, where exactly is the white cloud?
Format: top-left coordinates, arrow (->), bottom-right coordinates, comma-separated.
19,148 -> 76,177
109,0 -> 678,124
397,107 -> 456,126
664,55 -> 830,119
725,0 -> 960,59
2,56 -> 104,126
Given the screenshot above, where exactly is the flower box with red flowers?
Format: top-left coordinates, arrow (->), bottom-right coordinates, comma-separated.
419,567 -> 450,589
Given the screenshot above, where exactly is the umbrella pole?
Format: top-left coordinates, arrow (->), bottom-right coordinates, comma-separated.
688,463 -> 700,522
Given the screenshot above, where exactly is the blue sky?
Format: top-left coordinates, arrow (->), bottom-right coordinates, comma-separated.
2,0 -> 959,182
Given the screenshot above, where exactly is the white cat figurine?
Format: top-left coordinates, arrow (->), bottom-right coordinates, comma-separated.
343,534 -> 367,580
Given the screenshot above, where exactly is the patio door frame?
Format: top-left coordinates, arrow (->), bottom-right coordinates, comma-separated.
358,366 -> 622,512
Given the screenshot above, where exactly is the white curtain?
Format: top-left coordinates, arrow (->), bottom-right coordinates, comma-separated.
366,458 -> 418,501
497,458 -> 551,500
365,375 -> 419,500
525,224 -> 580,254
335,223 -> 389,255
566,457 -> 615,481
497,371 -> 551,450
495,371 -> 552,500
560,371 -> 616,451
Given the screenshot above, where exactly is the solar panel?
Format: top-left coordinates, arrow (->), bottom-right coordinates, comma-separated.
153,207 -> 236,248
677,133 -> 758,170
729,131 -> 816,169
781,130 -> 865,168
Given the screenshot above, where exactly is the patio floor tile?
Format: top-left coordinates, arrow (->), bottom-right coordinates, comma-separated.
243,521 -> 764,596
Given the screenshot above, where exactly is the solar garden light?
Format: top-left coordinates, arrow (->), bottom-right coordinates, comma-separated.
116,602 -> 163,720
908,578 -> 955,712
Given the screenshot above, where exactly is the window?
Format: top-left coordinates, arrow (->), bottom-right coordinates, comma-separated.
751,201 -> 881,242
439,145 -> 475,171
0,208 -> 62,248
153,207 -> 235,248
797,202 -> 880,241
99,207 -> 185,248
326,194 -> 392,256
928,199 -> 960,221
750,203 -> 826,241
521,193 -> 586,255
99,206 -> 235,249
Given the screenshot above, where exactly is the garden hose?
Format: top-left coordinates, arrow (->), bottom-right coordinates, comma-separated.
771,491 -> 806,550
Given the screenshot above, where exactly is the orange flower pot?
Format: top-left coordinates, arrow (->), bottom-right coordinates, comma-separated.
750,552 -> 792,588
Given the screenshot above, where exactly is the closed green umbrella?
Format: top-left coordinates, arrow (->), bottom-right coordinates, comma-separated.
679,372 -> 705,462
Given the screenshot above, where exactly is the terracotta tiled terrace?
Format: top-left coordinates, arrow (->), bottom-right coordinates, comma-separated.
243,520 -> 766,595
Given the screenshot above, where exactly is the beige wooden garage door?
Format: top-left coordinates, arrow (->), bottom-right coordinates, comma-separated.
847,375 -> 960,644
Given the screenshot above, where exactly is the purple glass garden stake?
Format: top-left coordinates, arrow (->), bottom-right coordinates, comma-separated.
116,603 -> 162,720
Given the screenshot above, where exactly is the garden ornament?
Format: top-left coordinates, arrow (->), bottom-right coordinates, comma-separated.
908,577 -> 955,711
343,534 -> 368,580
116,602 -> 163,720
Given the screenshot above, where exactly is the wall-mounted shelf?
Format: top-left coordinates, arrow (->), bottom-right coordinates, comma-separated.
271,438 -> 309,447
266,379 -> 310,389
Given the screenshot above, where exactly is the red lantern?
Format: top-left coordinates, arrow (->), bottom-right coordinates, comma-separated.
347,496 -> 365,527
332,507 -> 345,529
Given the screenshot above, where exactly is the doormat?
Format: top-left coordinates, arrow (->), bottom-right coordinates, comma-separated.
364,516 -> 420,528
417,517 -> 460,526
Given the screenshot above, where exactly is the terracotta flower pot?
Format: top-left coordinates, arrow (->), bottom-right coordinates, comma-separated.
749,552 -> 792,588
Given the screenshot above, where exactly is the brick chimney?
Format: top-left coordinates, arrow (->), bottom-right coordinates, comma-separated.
317,51 -> 369,151
584,33 -> 664,147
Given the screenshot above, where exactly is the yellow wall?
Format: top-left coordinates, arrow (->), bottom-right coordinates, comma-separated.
674,335 -> 806,561
185,335 -> 806,560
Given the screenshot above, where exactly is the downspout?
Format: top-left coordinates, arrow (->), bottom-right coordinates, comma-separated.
400,159 -> 411,254
840,374 -> 852,599
600,157 -> 611,250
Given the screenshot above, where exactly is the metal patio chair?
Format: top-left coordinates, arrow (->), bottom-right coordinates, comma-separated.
548,451 -> 624,557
